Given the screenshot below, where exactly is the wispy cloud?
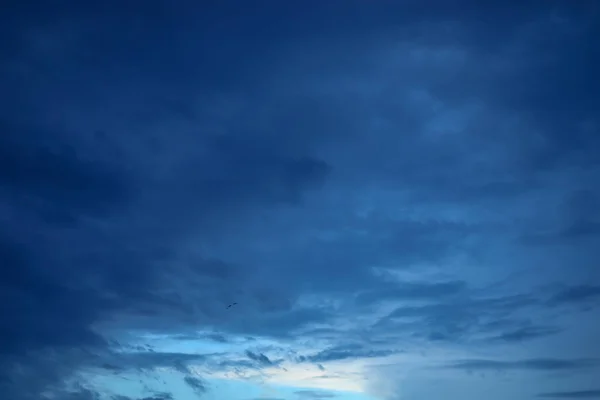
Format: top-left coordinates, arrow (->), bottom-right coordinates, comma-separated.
491,326 -> 562,343
299,344 -> 396,363
444,358 -> 599,372
537,390 -> 600,398
295,390 -> 337,399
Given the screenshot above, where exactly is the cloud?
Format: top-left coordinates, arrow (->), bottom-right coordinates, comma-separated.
250,398 -> 285,400
444,358 -> 599,372
112,394 -> 174,400
354,280 -> 467,306
372,293 -> 543,343
302,344 -> 395,363
183,376 -> 206,395
59,388 -> 102,400
139,396 -> 174,400
295,390 -> 337,399
550,285 -> 600,305
537,390 -> 600,399
245,351 -> 276,367
0,125 -> 130,223
47,388 -> 177,400
96,351 -> 213,373
1,1 -> 599,400
491,326 -> 562,343
0,55 -> 331,400
224,306 -> 334,338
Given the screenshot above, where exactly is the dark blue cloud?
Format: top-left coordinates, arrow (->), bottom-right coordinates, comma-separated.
492,326 -> 562,343
0,6 -> 332,390
0,124 -> 130,222
550,285 -> 600,305
1,1 -> 599,399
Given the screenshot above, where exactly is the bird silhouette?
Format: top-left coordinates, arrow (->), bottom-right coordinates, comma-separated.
226,302 -> 237,309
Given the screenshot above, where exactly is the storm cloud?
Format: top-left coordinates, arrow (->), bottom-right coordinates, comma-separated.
1,1 -> 599,400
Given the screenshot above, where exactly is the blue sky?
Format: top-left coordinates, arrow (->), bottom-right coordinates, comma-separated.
1,1 -> 599,400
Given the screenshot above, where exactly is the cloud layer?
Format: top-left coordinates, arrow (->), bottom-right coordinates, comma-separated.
1,1 -> 599,400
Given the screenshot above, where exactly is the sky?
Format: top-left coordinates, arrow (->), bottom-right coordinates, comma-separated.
1,1 -> 599,400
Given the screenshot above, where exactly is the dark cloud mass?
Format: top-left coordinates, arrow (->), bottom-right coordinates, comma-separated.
550,285 -> 600,305
1,1 -> 599,399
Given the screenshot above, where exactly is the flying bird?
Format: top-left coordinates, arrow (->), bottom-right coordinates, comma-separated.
226,302 -> 237,309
